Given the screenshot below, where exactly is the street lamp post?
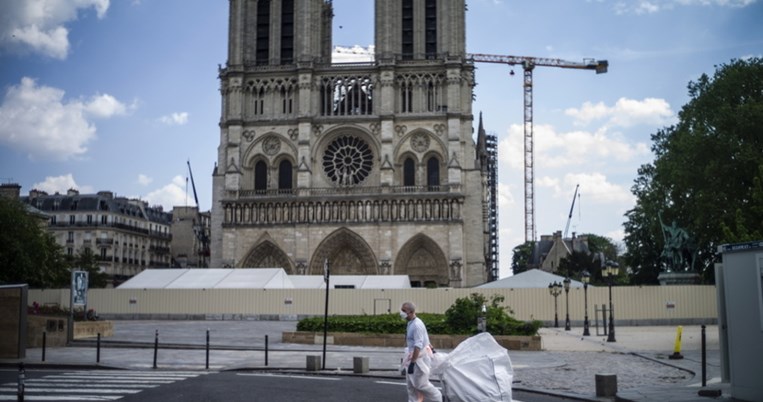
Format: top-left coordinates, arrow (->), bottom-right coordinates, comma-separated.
563,277 -> 571,331
602,262 -> 618,342
548,282 -> 562,328
581,270 -> 591,336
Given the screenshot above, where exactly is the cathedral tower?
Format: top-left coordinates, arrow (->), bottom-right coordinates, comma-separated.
211,0 -> 488,287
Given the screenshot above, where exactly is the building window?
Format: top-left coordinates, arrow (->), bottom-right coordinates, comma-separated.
67,248 -> 73,256
403,157 -> 416,186
50,215 -> 57,224
278,160 -> 293,190
280,0 -> 294,64
425,0 -> 437,58
427,156 -> 440,188
69,215 -> 75,224
322,135 -> 374,186
256,0 -> 270,65
401,0 -> 414,59
87,215 -> 93,224
255,161 -> 268,191
67,232 -> 74,242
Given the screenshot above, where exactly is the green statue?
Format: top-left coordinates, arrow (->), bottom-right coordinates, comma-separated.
658,212 -> 696,272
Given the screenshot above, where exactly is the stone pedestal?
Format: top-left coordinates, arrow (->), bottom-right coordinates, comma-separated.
658,272 -> 701,285
595,373 -> 618,397
306,355 -> 321,371
353,356 -> 369,373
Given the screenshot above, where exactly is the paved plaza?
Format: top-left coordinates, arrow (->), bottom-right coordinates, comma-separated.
2,320 -> 734,401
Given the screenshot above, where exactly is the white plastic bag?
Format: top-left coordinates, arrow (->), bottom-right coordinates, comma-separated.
431,333 -> 513,402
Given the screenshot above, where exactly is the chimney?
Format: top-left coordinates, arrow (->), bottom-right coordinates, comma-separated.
0,183 -> 21,199
67,188 -> 80,196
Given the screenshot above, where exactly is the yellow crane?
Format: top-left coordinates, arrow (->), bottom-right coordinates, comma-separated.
469,53 -> 608,242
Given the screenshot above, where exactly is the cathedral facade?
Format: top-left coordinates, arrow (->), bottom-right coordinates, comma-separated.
211,0 -> 491,287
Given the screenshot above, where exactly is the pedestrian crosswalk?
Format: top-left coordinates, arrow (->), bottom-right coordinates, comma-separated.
0,370 -> 209,401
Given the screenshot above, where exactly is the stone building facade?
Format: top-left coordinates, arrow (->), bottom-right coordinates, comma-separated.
211,0 -> 490,287
22,189 -> 173,285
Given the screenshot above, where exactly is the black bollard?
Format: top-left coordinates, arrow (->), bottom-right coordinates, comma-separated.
17,362 -> 25,402
205,329 -> 210,370
701,325 -> 707,387
265,335 -> 269,366
97,333 -> 101,363
153,329 -> 159,369
41,331 -> 46,362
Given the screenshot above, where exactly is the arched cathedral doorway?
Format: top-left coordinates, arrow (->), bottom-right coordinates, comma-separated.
394,234 -> 449,287
309,228 -> 377,275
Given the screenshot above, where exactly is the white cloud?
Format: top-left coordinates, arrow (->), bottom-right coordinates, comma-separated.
332,45 -> 375,63
159,112 -> 189,126
563,172 -> 634,204
32,174 -> 94,195
137,174 -> 153,186
0,77 -> 128,160
613,0 -> 756,14
142,176 -> 189,210
565,97 -> 675,128
0,0 -> 110,59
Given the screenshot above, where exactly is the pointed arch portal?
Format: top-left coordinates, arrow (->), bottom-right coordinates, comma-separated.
309,228 -> 377,275
242,240 -> 294,273
394,234 -> 449,287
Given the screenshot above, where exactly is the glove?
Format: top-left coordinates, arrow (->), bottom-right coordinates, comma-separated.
407,362 -> 415,374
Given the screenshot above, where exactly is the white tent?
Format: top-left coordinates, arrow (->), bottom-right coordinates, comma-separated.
289,275 -> 411,289
476,269 -> 591,289
118,268 -> 293,289
118,269 -> 411,289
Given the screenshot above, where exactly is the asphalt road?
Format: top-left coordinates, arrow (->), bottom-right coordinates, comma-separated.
1,368 -> 580,401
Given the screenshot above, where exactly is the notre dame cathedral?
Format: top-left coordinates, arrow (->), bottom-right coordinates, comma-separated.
210,0 -> 494,287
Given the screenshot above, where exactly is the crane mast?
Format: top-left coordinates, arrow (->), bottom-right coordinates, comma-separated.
469,53 -> 607,242
187,160 -> 209,267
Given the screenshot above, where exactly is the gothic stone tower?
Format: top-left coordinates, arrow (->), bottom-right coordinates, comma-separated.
211,0 -> 488,287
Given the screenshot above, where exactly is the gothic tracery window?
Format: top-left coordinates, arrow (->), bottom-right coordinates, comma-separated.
322,135 -> 373,186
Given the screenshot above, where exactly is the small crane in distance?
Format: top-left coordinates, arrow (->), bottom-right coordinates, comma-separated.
564,184 -> 580,240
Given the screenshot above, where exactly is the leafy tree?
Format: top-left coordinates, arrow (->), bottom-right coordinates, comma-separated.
0,197 -> 69,287
65,248 -> 109,288
510,241 -> 535,275
623,58 -> 763,284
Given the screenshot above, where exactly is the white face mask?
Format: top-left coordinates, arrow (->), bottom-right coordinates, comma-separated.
399,311 -> 408,320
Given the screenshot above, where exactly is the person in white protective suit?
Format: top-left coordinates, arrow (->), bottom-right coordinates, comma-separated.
400,301 -> 442,402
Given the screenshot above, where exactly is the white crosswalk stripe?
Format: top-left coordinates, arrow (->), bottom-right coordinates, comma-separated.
0,370 -> 211,401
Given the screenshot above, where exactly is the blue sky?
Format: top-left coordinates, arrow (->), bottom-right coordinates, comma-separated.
1,0 -> 761,278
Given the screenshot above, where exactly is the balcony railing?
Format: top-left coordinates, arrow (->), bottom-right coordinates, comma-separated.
229,184 -> 459,200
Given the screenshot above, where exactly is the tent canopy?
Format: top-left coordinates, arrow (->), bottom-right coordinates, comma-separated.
118,269 -> 411,289
476,269 -> 592,289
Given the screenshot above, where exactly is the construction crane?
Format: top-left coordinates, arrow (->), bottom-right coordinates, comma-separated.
469,53 -> 608,242
187,160 -> 210,267
564,184 -> 580,240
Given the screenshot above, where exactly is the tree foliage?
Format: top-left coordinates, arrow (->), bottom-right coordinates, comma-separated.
0,197 -> 68,287
623,58 -> 763,284
510,241 -> 535,275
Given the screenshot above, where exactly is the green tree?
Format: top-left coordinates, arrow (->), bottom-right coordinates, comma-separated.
510,241 -> 535,275
0,197 -> 69,287
65,248 -> 109,288
623,58 -> 763,284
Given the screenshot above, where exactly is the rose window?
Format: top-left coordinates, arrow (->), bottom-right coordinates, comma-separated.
322,135 -> 373,186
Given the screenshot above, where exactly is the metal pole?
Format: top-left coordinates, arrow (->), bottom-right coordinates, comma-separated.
701,325 -> 707,387
583,284 -> 590,336
41,332 -> 46,362
322,259 -> 330,370
564,286 -> 571,331
205,329 -> 210,370
602,304 -> 608,335
153,329 -> 159,369
554,295 -> 559,328
17,362 -> 25,402
96,333 -> 101,363
607,281 -> 616,342
265,335 -> 269,366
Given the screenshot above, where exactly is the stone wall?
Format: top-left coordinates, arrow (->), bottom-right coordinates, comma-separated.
0,285 -> 27,358
26,315 -> 114,347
